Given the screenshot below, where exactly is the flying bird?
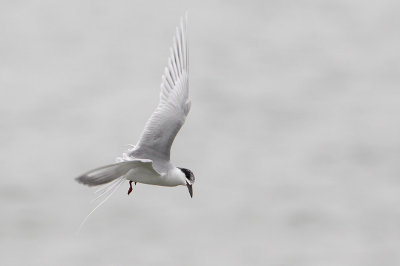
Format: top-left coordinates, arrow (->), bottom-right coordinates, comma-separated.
76,15 -> 194,202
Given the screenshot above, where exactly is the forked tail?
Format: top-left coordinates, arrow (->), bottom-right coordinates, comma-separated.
75,162 -> 133,233
75,160 -> 156,233
76,176 -> 126,234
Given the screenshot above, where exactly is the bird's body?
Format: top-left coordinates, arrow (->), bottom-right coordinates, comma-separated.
126,166 -> 185,187
75,14 -> 195,201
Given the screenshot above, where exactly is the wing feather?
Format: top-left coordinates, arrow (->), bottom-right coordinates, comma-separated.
75,160 -> 159,186
131,15 -> 190,162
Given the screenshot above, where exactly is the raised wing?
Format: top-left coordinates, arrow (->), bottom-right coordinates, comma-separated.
131,15 -> 190,162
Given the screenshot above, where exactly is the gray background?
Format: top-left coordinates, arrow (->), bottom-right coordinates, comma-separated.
1,0 -> 399,265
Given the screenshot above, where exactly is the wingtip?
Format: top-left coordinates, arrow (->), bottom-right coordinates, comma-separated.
75,176 -> 86,185
75,176 -> 85,185
75,175 -> 95,187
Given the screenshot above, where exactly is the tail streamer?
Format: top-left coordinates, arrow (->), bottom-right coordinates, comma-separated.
76,177 -> 126,234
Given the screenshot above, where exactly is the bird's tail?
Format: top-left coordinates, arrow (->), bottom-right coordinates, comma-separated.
75,162 -> 133,233
77,176 -> 126,233
75,159 -> 155,233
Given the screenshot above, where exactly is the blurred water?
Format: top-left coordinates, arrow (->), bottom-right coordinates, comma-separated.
1,0 -> 400,265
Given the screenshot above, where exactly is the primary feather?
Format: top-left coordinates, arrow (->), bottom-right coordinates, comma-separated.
75,15 -> 191,232
130,15 -> 190,163
75,160 -> 157,186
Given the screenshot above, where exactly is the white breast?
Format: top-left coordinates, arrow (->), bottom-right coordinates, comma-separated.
125,167 -> 185,187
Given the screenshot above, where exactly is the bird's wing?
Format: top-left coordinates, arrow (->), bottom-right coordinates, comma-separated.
131,15 -> 190,162
75,159 -> 160,186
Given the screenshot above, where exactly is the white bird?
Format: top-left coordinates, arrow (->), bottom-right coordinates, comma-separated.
76,15 -> 195,202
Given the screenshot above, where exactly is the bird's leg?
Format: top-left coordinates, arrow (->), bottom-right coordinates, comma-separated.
128,181 -> 133,195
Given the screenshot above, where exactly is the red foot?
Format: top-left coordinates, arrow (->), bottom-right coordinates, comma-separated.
128,181 -> 133,195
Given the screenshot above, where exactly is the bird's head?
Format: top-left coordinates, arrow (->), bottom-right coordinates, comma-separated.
178,167 -> 195,198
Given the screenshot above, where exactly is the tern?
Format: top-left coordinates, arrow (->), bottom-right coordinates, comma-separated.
75,15 -> 195,202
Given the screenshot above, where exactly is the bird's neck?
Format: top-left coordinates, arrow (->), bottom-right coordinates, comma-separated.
167,167 -> 186,186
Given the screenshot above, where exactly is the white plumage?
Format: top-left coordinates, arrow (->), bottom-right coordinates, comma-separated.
76,14 -> 195,204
